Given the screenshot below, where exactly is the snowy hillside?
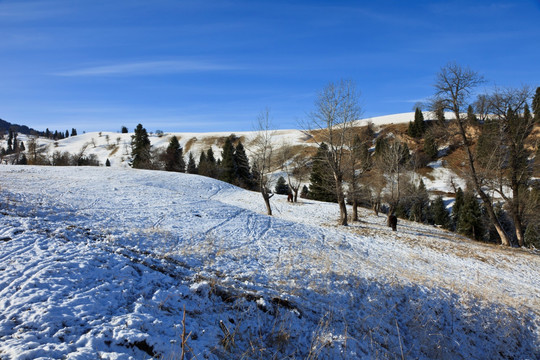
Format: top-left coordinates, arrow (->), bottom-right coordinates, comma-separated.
0,166 -> 538,359
2,112 -> 428,168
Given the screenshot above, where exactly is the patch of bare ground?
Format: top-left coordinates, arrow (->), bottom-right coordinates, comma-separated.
183,137 -> 198,153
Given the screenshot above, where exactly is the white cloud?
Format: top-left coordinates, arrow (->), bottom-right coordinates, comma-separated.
55,60 -> 241,76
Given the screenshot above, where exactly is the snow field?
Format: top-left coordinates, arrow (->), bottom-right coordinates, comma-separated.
0,166 -> 539,359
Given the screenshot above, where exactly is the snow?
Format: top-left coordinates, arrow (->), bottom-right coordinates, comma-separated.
1,166 -> 539,359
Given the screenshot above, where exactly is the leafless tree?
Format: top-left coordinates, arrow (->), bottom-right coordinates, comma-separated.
278,143 -> 310,202
303,79 -> 362,226
478,86 -> 534,246
433,62 -> 511,246
346,133 -> 372,221
251,108 -> 275,216
377,140 -> 408,226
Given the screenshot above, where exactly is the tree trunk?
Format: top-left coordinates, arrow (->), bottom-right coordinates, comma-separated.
335,174 -> 348,226
293,188 -> 299,203
338,196 -> 348,226
511,182 -> 524,246
352,198 -> 358,222
455,114 -> 511,246
262,190 -> 272,216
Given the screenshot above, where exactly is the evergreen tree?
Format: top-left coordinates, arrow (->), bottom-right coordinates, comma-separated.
220,137 -> 236,184
452,187 -> 464,228
105,158 -> 111,167
408,107 -> 425,137
206,148 -> 217,178
121,126 -> 128,134
300,185 -> 309,198
432,196 -> 450,229
467,105 -> 478,124
423,131 -> 438,160
164,136 -> 185,172
308,143 -> 337,202
457,192 -> 484,240
131,123 -> 151,169
234,141 -> 252,189
476,119 -> 500,168
187,152 -> 197,174
409,179 -> 429,223
198,151 -> 208,176
533,87 -> 540,122
18,153 -> 28,165
524,103 -> 532,122
374,137 -> 388,158
524,223 -> 540,248
45,128 -> 51,139
71,128 -> 77,136
7,131 -> 13,153
65,130 -> 69,138
274,176 -> 289,195
435,107 -> 445,124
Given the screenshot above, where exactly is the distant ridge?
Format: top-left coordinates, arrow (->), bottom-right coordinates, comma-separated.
0,118 -> 39,135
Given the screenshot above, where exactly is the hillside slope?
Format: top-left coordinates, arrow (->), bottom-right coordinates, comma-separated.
0,166 -> 538,359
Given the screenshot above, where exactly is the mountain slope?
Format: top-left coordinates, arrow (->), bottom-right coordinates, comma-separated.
0,166 -> 538,359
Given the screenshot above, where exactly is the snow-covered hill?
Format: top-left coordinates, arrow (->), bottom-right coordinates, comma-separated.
0,166 -> 538,359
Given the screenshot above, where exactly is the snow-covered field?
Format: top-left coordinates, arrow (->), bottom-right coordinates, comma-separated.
1,166 -> 539,359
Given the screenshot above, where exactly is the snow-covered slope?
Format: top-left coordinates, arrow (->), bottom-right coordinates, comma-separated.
3,112 -> 429,168
0,166 -> 538,359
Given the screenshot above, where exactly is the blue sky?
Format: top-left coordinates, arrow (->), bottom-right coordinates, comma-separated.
1,0 -> 539,133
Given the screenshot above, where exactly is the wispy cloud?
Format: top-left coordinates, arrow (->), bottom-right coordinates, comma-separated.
55,60 -> 242,77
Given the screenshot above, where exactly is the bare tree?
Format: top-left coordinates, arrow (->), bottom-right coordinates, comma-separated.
478,86 -> 534,246
303,79 -> 362,226
346,133 -> 372,221
433,62 -> 511,246
377,140 -> 409,226
251,108 -> 275,216
278,143 -> 310,202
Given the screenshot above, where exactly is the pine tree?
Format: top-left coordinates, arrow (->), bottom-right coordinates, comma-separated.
308,143 -> 337,202
206,148 -> 217,178
164,136 -> 185,172
65,130 -> 69,138
409,179 -> 429,223
71,128 -> 77,136
220,137 -> 236,184
452,187 -> 464,228
457,192 -> 484,240
18,153 -> 28,165
467,105 -> 478,124
435,107 -> 445,124
432,196 -> 450,229
131,123 -> 151,169
105,158 -> 111,167
186,152 -> 197,174
274,176 -> 289,195
533,87 -> 540,122
423,131 -> 438,160
121,126 -> 128,134
198,151 -> 208,176
374,137 -> 388,158
409,107 -> 425,137
234,141 -> 252,189
300,185 -> 309,198
524,223 -> 540,248
7,131 -> 13,153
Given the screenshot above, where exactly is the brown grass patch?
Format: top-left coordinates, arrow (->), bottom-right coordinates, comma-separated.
184,137 -> 198,153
